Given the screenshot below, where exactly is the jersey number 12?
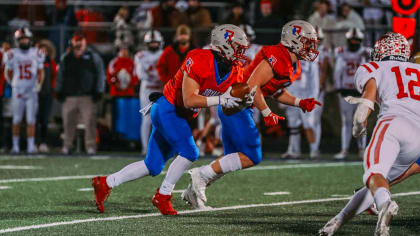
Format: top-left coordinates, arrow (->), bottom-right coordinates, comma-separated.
391,66 -> 420,101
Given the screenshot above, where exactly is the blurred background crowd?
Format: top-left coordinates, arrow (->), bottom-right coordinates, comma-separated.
0,0 -> 419,158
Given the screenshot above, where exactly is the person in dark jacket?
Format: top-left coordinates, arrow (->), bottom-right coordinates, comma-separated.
36,40 -> 58,153
56,32 -> 105,155
156,24 -> 194,84
254,0 -> 284,45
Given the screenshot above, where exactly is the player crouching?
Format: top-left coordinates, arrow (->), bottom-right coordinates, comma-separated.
5,28 -> 44,154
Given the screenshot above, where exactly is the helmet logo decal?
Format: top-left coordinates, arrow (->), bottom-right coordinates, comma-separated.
186,58 -> 193,73
292,25 -> 302,36
268,55 -> 277,66
224,30 -> 234,41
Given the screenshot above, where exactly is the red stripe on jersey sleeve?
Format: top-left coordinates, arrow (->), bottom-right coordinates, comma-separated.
369,62 -> 379,70
362,64 -> 373,73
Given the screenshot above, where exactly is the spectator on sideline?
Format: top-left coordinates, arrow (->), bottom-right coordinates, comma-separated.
254,0 -> 284,45
75,7 -> 107,43
308,0 -> 336,30
106,45 -> 139,144
36,40 -> 58,153
131,0 -> 157,43
113,7 -> 134,50
147,0 -> 188,28
56,32 -> 105,155
184,0 -> 212,46
223,1 -> 248,25
46,0 -> 78,59
333,3 -> 365,47
156,24 -> 194,84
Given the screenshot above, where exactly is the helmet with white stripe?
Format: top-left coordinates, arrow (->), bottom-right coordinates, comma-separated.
281,20 -> 319,62
210,24 -> 249,63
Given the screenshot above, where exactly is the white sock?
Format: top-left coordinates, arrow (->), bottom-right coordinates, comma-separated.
314,122 -> 321,151
106,160 -> 150,188
159,155 -> 193,195
310,142 -> 317,153
200,164 -> 217,182
374,187 -> 391,211
336,187 -> 374,222
291,133 -> 301,154
27,137 -> 35,149
218,152 -> 242,174
12,136 -> 19,149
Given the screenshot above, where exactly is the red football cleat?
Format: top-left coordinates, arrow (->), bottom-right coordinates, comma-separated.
92,176 -> 112,213
152,188 -> 178,215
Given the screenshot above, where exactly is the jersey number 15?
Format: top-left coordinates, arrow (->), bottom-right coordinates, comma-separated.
392,66 -> 420,101
19,64 -> 32,80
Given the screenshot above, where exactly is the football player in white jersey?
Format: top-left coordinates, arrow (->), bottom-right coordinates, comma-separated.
282,59 -> 320,158
135,30 -> 164,155
319,32 -> 420,236
333,28 -> 370,159
5,28 -> 44,154
312,28 -> 331,157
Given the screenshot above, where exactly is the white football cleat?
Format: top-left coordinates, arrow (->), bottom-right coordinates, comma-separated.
27,145 -> 37,154
11,147 -> 20,154
181,184 -> 212,210
319,216 -> 342,236
334,150 -> 348,160
310,150 -> 320,159
375,200 -> 398,236
38,143 -> 49,153
189,168 -> 208,202
281,151 -> 301,159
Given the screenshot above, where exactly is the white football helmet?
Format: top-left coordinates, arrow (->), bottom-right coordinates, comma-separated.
345,27 -> 364,40
210,24 -> 249,63
239,24 -> 256,42
280,20 -> 319,61
144,30 -> 164,48
14,27 -> 33,50
372,32 -> 410,62
117,69 -> 131,90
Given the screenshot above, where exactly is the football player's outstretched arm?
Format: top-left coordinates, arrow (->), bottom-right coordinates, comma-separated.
182,72 -> 241,109
247,60 -> 285,126
345,78 -> 377,137
247,59 -> 274,112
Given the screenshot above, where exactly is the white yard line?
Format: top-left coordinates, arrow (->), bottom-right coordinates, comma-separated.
0,162 -> 362,184
264,192 -> 290,196
77,188 -> 93,192
0,165 -> 43,170
0,186 -> 11,190
172,189 -> 186,193
1,190 -> 419,234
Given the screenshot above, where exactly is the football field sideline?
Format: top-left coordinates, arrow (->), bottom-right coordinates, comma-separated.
1,190 -> 419,234
0,161 -> 362,184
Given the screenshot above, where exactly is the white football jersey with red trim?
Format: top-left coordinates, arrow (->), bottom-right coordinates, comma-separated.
334,46 -> 370,90
5,47 -> 44,89
355,60 -> 420,122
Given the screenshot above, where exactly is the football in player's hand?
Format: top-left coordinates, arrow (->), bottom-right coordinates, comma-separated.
222,83 -> 251,116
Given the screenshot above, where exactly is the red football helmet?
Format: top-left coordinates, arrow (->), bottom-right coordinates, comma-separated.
372,32 -> 411,62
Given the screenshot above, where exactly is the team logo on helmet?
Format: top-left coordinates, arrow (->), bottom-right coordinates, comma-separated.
292,25 -> 302,36
224,30 -> 234,41
268,55 -> 277,66
186,58 -> 193,73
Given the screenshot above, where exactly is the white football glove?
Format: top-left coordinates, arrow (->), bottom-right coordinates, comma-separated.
244,86 -> 257,107
219,86 -> 242,108
345,96 -> 374,138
